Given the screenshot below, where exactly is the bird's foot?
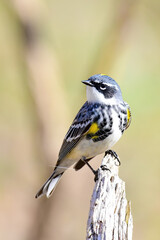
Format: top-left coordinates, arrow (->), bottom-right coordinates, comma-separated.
94,165 -> 111,182
105,150 -> 121,166
81,154 -> 116,183
94,170 -> 99,182
101,165 -> 111,171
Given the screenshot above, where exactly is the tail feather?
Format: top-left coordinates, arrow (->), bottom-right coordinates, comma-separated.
35,173 -> 63,199
46,175 -> 62,197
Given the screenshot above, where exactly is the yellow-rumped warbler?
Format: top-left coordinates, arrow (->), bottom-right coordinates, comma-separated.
35,74 -> 131,198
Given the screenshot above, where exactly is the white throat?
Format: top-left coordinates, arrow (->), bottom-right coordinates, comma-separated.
86,86 -> 118,105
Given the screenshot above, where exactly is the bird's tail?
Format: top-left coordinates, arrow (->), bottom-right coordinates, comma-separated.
35,172 -> 63,199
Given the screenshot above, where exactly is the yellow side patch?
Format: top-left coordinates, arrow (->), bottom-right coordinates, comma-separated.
100,73 -> 107,76
87,122 -> 99,135
126,107 -> 131,129
127,108 -> 131,124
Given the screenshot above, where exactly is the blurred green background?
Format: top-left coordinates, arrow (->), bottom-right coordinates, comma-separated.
0,0 -> 160,239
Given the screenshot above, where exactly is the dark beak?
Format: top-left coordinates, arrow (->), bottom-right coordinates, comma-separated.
81,80 -> 93,87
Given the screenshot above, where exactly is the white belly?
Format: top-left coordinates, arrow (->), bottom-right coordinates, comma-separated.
76,130 -> 121,158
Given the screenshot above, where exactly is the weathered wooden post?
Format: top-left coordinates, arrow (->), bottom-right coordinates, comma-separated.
86,151 -> 133,240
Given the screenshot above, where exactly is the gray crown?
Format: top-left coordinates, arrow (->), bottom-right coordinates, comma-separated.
83,74 -> 123,101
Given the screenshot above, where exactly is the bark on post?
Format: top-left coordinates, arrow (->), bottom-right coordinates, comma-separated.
86,152 -> 133,240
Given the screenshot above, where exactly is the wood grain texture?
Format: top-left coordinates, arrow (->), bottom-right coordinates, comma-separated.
86,152 -> 133,240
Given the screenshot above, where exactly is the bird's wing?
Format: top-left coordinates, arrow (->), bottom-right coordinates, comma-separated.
58,101 -> 96,161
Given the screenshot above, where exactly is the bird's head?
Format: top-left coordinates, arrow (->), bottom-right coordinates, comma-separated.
82,74 -> 123,105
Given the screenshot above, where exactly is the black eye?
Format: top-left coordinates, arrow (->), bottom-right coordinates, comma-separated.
100,83 -> 106,90
90,80 -> 94,84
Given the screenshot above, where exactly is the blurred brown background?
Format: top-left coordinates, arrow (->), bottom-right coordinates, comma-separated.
0,0 -> 160,239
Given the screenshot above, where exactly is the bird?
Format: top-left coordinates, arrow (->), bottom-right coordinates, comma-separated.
35,74 -> 131,198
